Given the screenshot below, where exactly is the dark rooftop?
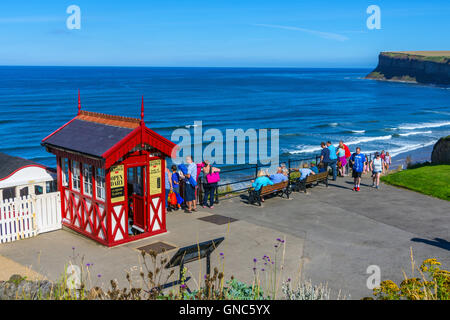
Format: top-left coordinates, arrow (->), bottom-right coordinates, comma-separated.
0,152 -> 43,181
42,119 -> 134,158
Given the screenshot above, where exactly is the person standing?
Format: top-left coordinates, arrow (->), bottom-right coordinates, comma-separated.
164,163 -> 173,212
327,141 -> 337,181
350,147 -> 366,192
384,152 -> 391,172
202,161 -> 221,209
320,142 -> 331,176
371,152 -> 383,189
184,155 -> 198,213
337,141 -> 347,177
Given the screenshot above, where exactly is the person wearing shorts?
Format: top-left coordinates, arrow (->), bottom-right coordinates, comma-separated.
184,156 -> 197,213
350,147 -> 365,192
371,152 -> 383,189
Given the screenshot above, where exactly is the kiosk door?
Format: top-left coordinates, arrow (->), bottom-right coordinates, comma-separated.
127,165 -> 147,232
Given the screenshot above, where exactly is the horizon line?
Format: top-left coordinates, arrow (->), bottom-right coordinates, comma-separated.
0,64 -> 374,69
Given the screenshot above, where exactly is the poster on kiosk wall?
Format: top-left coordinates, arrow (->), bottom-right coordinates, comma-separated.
110,165 -> 125,203
149,159 -> 161,195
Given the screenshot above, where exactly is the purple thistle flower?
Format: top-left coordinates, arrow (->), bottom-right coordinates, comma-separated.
180,284 -> 186,289
97,274 -> 101,278
261,268 -> 265,272
253,258 -> 257,263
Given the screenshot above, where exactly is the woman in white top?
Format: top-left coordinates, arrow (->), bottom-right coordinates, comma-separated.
371,152 -> 384,189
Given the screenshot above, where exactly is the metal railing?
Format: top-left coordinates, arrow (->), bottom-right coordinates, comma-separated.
174,152 -> 377,207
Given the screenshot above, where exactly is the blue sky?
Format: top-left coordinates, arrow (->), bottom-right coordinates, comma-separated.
0,0 -> 448,67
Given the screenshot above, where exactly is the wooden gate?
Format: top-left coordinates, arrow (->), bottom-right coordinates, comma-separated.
0,192 -> 62,243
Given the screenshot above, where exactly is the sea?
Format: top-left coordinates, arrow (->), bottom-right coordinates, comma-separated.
0,66 -> 449,170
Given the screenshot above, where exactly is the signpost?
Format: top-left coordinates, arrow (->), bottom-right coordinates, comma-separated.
163,237 -> 225,293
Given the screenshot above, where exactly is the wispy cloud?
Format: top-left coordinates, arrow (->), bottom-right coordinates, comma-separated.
253,23 -> 349,42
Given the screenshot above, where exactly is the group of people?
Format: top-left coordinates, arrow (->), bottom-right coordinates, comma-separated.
250,165 -> 290,202
164,156 -> 221,214
317,140 -> 392,191
164,143 -> 393,212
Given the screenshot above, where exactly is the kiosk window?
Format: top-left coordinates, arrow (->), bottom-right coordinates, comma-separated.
46,180 -> 57,193
2,187 -> 15,201
62,158 -> 69,187
96,168 -> 106,201
20,187 -> 29,198
72,161 -> 80,191
83,164 -> 93,196
35,185 -> 44,195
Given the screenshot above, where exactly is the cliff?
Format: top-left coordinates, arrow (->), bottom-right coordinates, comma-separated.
366,51 -> 450,85
431,136 -> 450,165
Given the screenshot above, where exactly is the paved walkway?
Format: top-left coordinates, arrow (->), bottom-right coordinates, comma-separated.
0,175 -> 448,299
214,175 -> 450,298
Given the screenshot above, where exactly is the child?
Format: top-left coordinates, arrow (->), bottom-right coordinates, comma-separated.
171,165 -> 182,210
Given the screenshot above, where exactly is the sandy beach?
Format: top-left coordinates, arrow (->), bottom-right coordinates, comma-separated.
390,144 -> 434,169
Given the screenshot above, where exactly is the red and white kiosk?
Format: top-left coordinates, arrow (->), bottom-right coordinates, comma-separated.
42,95 -> 177,247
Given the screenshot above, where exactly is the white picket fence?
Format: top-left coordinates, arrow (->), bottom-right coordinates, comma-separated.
0,192 -> 61,243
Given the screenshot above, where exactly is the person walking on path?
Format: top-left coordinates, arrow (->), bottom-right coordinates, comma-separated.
320,142 -> 331,176
327,141 -> 338,181
350,147 -> 366,192
337,141 -> 347,177
384,152 -> 391,172
371,152 -> 384,189
201,160 -> 221,209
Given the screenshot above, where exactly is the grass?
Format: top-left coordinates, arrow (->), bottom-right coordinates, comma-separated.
381,164 -> 450,201
381,52 -> 450,64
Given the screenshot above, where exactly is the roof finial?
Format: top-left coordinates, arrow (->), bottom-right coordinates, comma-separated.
141,95 -> 144,125
78,90 -> 81,115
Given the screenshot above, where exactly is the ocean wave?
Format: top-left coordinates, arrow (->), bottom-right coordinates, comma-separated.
423,110 -> 450,116
341,129 -> 365,134
289,145 -> 322,155
313,122 -> 339,128
394,131 -> 432,137
397,121 -> 450,130
345,135 -> 392,146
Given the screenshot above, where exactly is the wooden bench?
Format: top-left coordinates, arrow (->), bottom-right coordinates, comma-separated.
248,180 -> 290,206
292,171 -> 328,193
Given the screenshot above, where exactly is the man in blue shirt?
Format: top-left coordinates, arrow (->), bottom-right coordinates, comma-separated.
327,141 -> 338,181
184,156 -> 197,213
320,142 -> 330,176
310,161 -> 319,174
350,147 -> 366,192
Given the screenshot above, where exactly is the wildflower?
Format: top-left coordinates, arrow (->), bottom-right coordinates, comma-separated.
97,274 -> 101,278
253,258 -> 257,263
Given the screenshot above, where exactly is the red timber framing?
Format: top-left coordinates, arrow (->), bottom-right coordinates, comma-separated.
42,97 -> 177,247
